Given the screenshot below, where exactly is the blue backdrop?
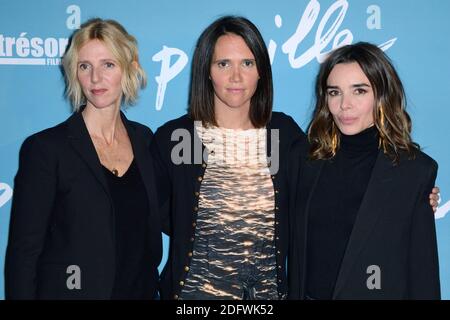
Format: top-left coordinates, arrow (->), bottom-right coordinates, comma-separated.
1,0 -> 449,299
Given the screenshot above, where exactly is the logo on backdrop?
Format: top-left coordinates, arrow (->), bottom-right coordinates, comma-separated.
0,5 -> 80,66
153,0 -> 395,110
152,46 -> 188,111
436,199 -> 450,220
0,183 -> 13,208
269,0 -> 395,67
0,1 -> 395,111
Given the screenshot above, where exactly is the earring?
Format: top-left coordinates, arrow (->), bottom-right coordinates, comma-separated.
379,105 -> 385,127
331,122 -> 338,156
378,105 -> 387,151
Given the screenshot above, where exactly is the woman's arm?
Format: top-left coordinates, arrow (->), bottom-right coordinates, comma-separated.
5,135 -> 57,299
430,186 -> 440,212
408,161 -> 441,299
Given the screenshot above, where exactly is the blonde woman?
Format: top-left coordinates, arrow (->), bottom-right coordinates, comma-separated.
5,18 -> 161,299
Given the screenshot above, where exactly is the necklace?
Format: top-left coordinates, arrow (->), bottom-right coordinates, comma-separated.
111,168 -> 119,176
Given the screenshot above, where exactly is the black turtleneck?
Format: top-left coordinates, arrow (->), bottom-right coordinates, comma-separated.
306,125 -> 379,300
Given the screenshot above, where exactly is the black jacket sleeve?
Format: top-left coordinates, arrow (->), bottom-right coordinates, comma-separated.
408,159 -> 441,299
5,135 -> 57,299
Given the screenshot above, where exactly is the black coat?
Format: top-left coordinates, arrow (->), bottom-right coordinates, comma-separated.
5,112 -> 162,299
288,139 -> 441,299
151,112 -> 306,299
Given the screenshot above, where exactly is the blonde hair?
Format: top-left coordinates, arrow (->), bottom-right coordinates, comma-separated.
62,18 -> 147,111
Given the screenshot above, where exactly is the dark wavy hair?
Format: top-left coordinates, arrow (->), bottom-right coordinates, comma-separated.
308,42 -> 419,162
188,16 -> 272,128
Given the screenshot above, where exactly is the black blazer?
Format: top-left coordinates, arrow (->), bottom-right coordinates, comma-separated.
151,112 -> 306,299
288,140 -> 440,299
5,111 -> 162,299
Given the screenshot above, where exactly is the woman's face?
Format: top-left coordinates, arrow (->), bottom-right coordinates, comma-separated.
326,62 -> 375,135
77,39 -> 123,111
210,33 -> 260,114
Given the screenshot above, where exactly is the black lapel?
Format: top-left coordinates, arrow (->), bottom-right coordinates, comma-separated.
299,157 -> 325,297
190,118 -> 208,181
332,150 -> 395,298
121,112 -> 157,216
67,112 -> 112,200
265,119 -> 280,176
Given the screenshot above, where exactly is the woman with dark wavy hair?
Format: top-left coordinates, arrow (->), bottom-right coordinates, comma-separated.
289,42 -> 440,299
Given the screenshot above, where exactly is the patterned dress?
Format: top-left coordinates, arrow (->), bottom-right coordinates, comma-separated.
179,123 -> 279,300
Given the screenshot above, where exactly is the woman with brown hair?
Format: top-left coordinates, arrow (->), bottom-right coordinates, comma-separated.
289,42 -> 440,299
152,15 -> 305,300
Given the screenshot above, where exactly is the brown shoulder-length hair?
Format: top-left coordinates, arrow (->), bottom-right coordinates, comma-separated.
308,42 -> 419,162
188,15 -> 272,128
